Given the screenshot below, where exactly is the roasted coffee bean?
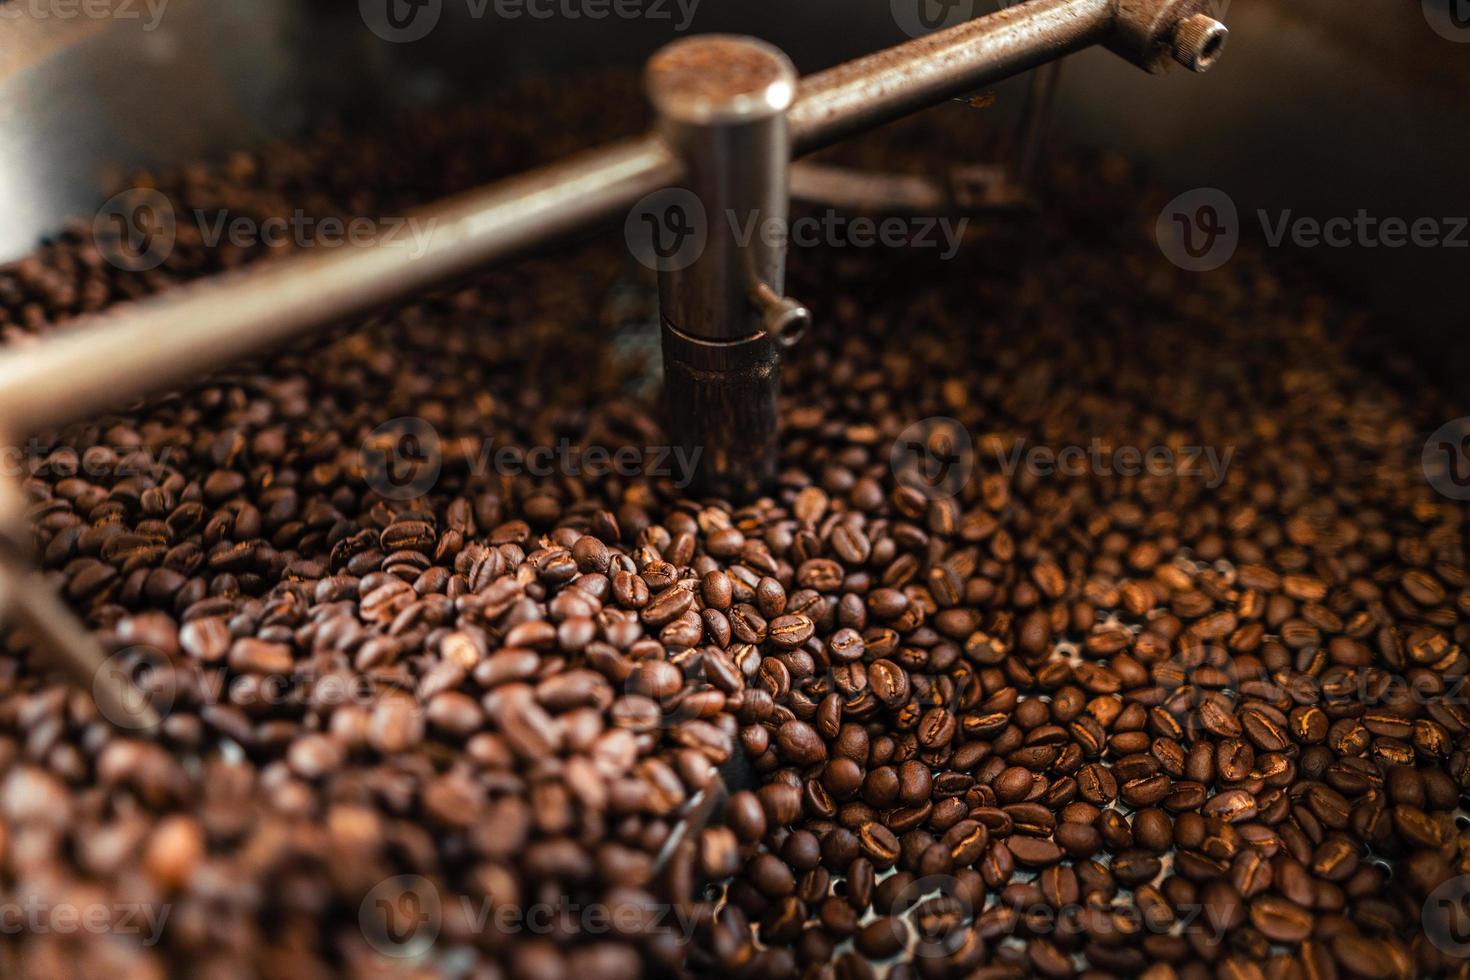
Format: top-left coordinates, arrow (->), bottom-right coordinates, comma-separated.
896,759 -> 931,804
854,917 -> 906,959
1203,789 -> 1258,823
777,720 -> 828,766
728,791 -> 768,842
1133,809 -> 1173,852
1249,895 -> 1313,943
868,660 -> 910,707
6,76 -> 1460,979
770,614 -> 815,649
750,853 -> 797,897
1005,836 -> 1062,868
994,766 -> 1033,803
228,638 -> 294,674
942,820 -> 990,866
857,821 -> 901,865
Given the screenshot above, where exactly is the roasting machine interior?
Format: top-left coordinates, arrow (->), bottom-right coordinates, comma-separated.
0,0 -> 1242,750
0,1 -> 1467,977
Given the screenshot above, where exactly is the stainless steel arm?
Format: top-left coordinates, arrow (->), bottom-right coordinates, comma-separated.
0,0 -> 1226,724
789,0 -> 1114,154
0,137 -> 681,435
0,0 -> 1224,438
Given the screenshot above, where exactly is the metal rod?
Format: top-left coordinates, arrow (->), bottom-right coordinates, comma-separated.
0,137 -> 680,436
790,162 -> 951,212
0,0 -> 1227,441
0,471 -> 158,730
0,0 -> 1228,723
1016,60 -> 1064,187
648,36 -> 807,500
0,558 -> 160,731
787,0 -> 1115,154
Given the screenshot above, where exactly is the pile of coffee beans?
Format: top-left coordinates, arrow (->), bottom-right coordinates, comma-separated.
0,74 -> 1466,980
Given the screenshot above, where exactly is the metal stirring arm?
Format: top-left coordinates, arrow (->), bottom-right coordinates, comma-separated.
788,56 -> 1063,216
0,0 -> 1227,437
0,470 -> 159,729
0,0 -> 1228,723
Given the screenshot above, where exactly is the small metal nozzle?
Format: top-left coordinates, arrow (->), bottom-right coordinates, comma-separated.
1172,14 -> 1228,73
753,283 -> 810,349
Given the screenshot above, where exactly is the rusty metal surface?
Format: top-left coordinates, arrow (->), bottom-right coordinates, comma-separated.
788,0 -> 1114,153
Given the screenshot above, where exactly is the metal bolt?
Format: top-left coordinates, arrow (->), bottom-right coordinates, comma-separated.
1172,14 -> 1228,73
754,283 -> 811,349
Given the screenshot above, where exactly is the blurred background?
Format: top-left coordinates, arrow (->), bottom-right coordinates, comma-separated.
1,0 -> 1466,393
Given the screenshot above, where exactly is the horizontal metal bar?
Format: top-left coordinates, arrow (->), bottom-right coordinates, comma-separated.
0,553 -> 159,730
0,0 -> 1143,438
788,0 -> 1116,154
0,136 -> 680,435
790,162 -> 951,212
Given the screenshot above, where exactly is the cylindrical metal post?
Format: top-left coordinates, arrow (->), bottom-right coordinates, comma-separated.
647,36 -> 808,500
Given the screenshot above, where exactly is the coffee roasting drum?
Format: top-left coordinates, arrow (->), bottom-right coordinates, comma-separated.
0,1 -> 1467,978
